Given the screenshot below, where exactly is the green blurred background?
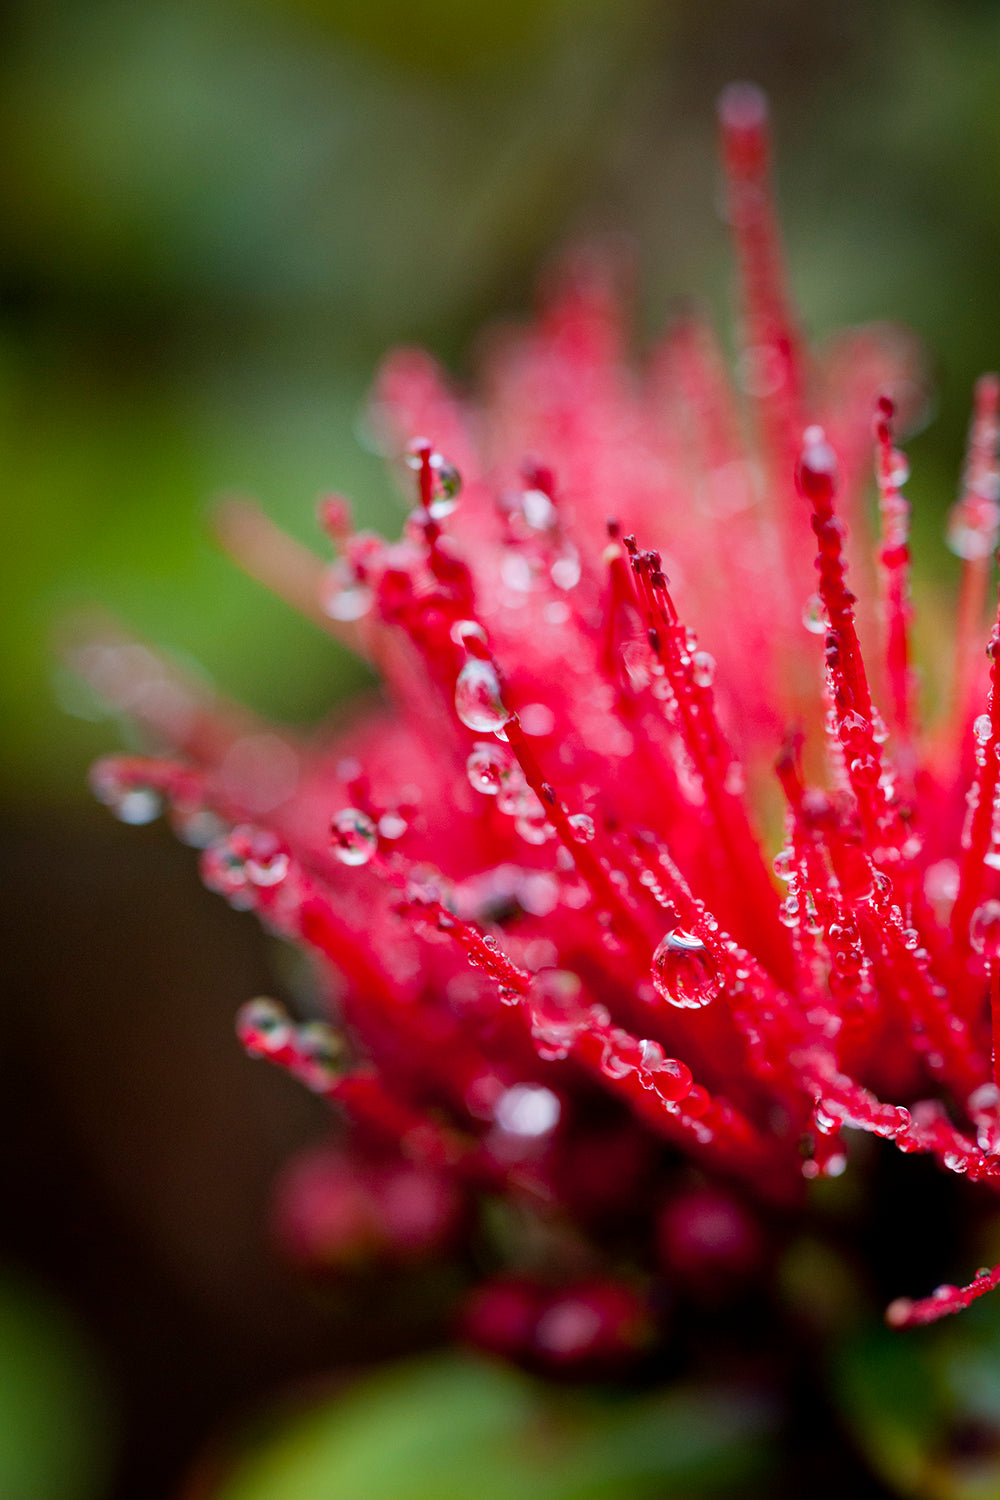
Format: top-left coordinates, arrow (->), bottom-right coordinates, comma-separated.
5,1 -> 1000,1496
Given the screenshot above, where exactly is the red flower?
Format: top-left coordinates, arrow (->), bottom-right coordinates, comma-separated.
84,83 -> 1000,1345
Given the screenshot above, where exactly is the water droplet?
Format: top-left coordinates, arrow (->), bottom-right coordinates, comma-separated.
691,650 -> 715,688
651,929 -> 720,1010
599,1029 -> 645,1079
568,813 -> 595,842
321,565 -> 373,622
515,810 -> 554,846
466,742 -> 515,795
971,899 -> 1000,959
296,1021 -> 344,1090
652,1056 -> 694,1103
235,826 -> 291,886
519,702 -> 555,737
527,969 -> 588,1057
237,997 -> 292,1056
91,764 -> 163,824
638,1038 -> 665,1071
947,503 -> 1000,559
455,659 -> 510,733
550,549 -> 581,591
975,713 -> 994,745
522,488 -> 556,529
494,1083 -> 561,1138
778,896 -> 800,928
428,452 -> 462,516
501,552 -> 538,592
801,593 -> 829,634
849,754 -> 880,787
772,849 -> 795,882
838,710 -> 870,751
450,619 -> 488,649
378,810 -> 408,840
889,448 -> 910,487
330,807 -> 378,866
172,806 -> 225,849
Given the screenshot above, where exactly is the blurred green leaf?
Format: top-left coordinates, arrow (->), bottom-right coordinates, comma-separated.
214,1353 -> 778,1500
0,1270 -> 111,1500
833,1303 -> 1000,1499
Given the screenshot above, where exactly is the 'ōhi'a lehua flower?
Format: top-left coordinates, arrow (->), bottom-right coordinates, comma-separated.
84,83 -> 1000,1353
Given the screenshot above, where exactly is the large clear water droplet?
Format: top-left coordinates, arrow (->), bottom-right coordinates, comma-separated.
455,659 -> 510,733
330,807 -> 378,866
651,928 -> 720,1010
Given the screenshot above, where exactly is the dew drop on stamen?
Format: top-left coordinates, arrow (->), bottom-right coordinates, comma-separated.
974,713 -> 994,746
295,1021 -> 344,1090
801,593 -> 829,634
451,619 -> 487,650
330,807 -> 378,866
455,659 -> 510,733
651,929 -> 720,1010
550,549 -> 582,591
243,831 -> 290,887
236,996 -> 292,1057
466,742 -> 514,795
691,650 -> 716,688
599,1030 -> 645,1079
838,710 -> 870,751
428,453 -> 462,517
321,568 -> 373,622
849,755 -> 880,788
772,849 -> 795,882
515,810 -> 555,846
91,764 -> 163,825
568,813 -> 595,842
889,449 -> 910,487
527,969 -> 588,1058
970,899 -> 1000,959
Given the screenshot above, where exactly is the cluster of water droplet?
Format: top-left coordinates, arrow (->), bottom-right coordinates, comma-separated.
201,825 -> 292,908
526,969 -> 600,1060
496,484 -> 582,597
464,738 -> 555,845
236,997 -> 344,1092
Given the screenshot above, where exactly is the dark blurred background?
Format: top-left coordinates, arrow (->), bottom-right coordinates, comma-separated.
4,1 -> 1000,1495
